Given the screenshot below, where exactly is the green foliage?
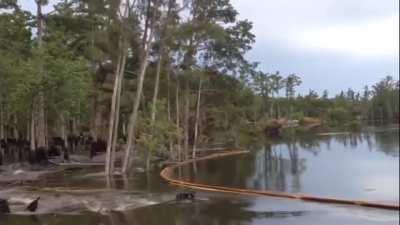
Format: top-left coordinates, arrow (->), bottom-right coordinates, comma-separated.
0,0 -> 398,160
370,76 -> 399,122
0,4 -> 92,130
137,101 -> 178,156
6,40 -> 91,117
284,74 -> 302,99
327,107 -> 350,126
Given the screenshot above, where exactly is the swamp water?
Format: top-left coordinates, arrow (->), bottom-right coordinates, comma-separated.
182,128 -> 399,204
0,127 -> 399,225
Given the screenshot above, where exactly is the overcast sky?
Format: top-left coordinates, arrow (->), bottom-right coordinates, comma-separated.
21,0 -> 399,96
231,0 -> 399,95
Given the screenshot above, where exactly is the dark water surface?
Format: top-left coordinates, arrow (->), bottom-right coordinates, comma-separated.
0,127 -> 399,225
182,128 -> 399,204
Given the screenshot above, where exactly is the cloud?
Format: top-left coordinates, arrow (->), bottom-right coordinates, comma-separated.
231,0 -> 399,94
326,0 -> 399,23
232,0 -> 399,51
297,15 -> 399,57
247,40 -> 399,95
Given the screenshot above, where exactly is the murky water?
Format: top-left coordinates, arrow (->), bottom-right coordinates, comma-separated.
183,128 -> 399,204
0,127 -> 399,225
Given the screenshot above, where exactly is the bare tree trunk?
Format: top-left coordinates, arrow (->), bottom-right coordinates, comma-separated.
45,108 -> 49,148
192,78 -> 202,159
122,0 -> 161,174
30,109 -> 36,151
183,80 -> 190,160
111,51 -> 127,173
176,78 -> 181,162
166,68 -> 174,159
141,0 -> 151,49
150,54 -> 163,123
110,0 -> 129,173
146,0 -> 174,167
0,88 -> 3,141
105,46 -> 127,175
60,113 -> 68,161
13,115 -> 19,139
36,92 -> 46,149
26,118 -> 30,141
148,0 -> 173,125
146,53 -> 163,170
105,54 -> 122,175
35,1 -> 46,150
0,101 -> 4,163
167,69 -> 171,124
122,35 -> 154,174
110,119 -> 119,172
107,0 -> 132,174
180,36 -> 197,161
72,118 -> 78,136
122,116 -> 127,138
60,114 -> 67,148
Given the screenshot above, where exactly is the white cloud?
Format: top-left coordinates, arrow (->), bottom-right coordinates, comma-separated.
232,0 -> 399,58
297,16 -> 399,57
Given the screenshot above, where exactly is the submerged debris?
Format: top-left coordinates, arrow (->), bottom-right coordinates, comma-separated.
26,197 -> 40,212
176,192 -> 196,201
0,199 -> 10,214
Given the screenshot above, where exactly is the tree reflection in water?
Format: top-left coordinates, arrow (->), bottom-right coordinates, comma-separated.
184,128 -> 398,200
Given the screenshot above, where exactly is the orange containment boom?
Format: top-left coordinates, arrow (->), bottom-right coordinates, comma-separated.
160,149 -> 400,211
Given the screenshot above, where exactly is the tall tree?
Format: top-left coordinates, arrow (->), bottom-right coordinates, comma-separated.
284,74 -> 302,119
105,0 -> 130,175
33,0 -> 48,152
122,0 -> 162,173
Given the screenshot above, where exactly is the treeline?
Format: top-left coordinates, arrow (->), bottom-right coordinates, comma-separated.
251,72 -> 399,128
0,1 -> 398,173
